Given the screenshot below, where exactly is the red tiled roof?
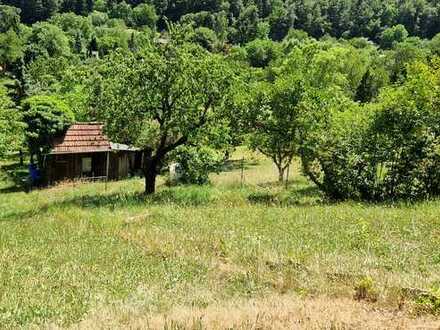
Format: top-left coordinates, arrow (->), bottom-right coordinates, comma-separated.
50,123 -> 111,154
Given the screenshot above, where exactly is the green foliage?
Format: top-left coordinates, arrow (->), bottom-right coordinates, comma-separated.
231,4 -> 259,44
300,61 -> 440,201
0,5 -> 21,33
380,24 -> 409,49
368,61 -> 440,199
170,145 -> 224,185
0,29 -> 24,66
414,288 -> 440,315
1,0 -> 440,202
3,0 -> 440,42
25,22 -> 71,61
88,26 -> 234,193
298,89 -> 373,200
244,38 -> 281,68
49,13 -> 94,54
21,94 -> 74,165
308,45 -> 371,98
354,276 -> 378,302
244,76 -> 306,182
191,27 -> 218,52
0,82 -> 24,157
132,3 -> 157,29
89,10 -> 109,26
355,60 -> 390,103
386,38 -> 430,82
94,24 -> 131,55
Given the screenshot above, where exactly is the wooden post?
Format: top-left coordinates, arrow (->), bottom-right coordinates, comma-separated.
105,151 -> 110,191
240,156 -> 244,187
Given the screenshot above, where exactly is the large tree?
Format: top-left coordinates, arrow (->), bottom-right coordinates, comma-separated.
88,29 -> 234,194
0,82 -> 24,158
21,94 -> 74,168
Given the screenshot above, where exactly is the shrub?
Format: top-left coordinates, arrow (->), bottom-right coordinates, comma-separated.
169,146 -> 224,185
413,288 -> 440,315
300,61 -> 440,201
354,276 -> 378,302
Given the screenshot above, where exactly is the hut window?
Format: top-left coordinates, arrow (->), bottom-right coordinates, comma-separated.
81,157 -> 92,174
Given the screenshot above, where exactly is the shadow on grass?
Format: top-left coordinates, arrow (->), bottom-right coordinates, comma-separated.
1,187 -> 219,222
62,188 -> 216,209
0,205 -> 49,223
0,162 -> 28,194
257,179 -> 305,189
2,180 -> 432,223
220,159 -> 260,173
248,185 -> 327,207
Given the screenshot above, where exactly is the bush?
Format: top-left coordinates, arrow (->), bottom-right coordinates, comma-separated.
354,276 -> 378,302
169,146 -> 224,185
300,61 -> 440,201
300,93 -> 375,200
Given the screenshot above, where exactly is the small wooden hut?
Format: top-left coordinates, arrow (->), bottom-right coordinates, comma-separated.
45,123 -> 142,184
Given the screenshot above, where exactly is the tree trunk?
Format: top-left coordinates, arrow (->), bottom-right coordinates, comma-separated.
144,169 -> 157,195
36,152 -> 44,170
277,165 -> 285,183
143,149 -> 158,195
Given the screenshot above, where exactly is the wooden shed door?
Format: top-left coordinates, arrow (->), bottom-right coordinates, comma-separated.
53,161 -> 69,182
118,154 -> 128,178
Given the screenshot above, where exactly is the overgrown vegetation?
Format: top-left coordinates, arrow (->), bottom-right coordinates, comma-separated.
2,0 -> 440,199
1,1 -> 440,326
0,151 -> 439,328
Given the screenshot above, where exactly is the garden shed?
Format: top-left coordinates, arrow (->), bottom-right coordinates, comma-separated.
45,123 -> 142,184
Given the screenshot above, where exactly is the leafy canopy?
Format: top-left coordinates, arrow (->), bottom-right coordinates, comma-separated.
0,82 -> 25,157
88,27 -> 235,192
22,94 -> 74,163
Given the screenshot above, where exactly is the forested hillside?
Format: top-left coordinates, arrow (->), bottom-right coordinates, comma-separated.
1,0 -> 440,200
3,0 -> 440,40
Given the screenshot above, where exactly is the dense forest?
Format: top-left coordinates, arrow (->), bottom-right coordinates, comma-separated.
3,0 -> 440,40
1,0 -> 440,200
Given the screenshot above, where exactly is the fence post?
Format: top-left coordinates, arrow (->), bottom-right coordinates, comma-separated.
240,156 -> 245,188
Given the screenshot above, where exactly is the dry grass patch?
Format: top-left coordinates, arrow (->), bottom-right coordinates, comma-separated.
65,294 -> 440,330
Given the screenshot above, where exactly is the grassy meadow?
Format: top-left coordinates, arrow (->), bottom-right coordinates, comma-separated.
0,149 -> 440,329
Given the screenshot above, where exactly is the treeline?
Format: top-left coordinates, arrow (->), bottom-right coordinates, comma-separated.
3,0 -> 440,41
1,1 -> 440,201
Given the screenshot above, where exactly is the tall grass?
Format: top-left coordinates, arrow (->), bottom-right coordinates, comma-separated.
0,149 -> 439,328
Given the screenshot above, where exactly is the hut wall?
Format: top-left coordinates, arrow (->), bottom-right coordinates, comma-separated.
46,151 -> 136,184
47,152 -> 109,183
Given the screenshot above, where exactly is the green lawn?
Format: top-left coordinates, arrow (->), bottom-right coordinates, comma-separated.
0,150 -> 439,329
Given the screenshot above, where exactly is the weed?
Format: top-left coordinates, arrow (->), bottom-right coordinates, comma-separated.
354,276 -> 379,303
